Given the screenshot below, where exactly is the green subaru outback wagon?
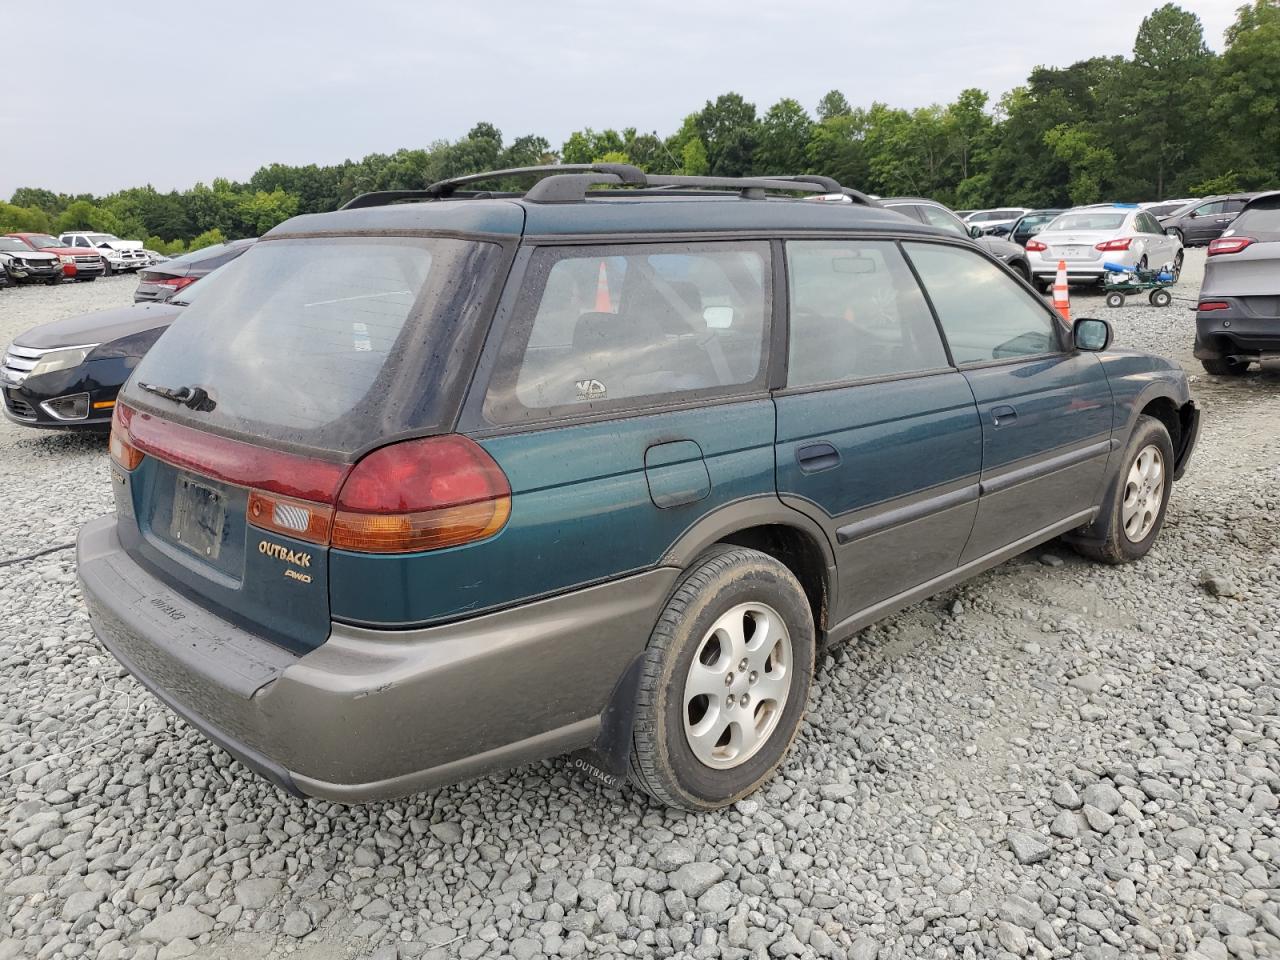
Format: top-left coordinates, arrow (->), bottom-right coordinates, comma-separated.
78,165 -> 1199,810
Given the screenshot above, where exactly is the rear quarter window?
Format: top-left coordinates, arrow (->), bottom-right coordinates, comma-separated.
483,241 -> 771,425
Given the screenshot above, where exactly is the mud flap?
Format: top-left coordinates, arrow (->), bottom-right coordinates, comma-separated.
567,654 -> 646,792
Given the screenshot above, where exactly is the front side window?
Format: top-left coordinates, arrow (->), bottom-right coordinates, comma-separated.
904,242 -> 1061,364
1194,201 -> 1224,217
786,240 -> 948,387
485,242 -> 769,424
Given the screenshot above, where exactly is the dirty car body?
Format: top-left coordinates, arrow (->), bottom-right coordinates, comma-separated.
77,165 -> 1200,805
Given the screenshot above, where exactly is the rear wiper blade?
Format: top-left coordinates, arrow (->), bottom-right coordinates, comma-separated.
136,382 -> 216,412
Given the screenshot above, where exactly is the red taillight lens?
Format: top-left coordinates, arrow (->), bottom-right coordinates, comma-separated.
1198,301 -> 1230,312
155,276 -> 197,290
109,403 -> 143,470
332,436 -> 511,553
1025,239 -> 1047,252
1095,238 -> 1133,251
1208,237 -> 1254,256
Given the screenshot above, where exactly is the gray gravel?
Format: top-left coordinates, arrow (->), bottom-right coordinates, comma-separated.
3,252 -> 1280,959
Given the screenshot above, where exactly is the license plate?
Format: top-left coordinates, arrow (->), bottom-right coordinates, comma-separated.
1057,246 -> 1089,259
170,474 -> 226,560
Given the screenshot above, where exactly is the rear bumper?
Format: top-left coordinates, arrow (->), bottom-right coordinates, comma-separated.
1196,300 -> 1280,358
77,515 -> 676,802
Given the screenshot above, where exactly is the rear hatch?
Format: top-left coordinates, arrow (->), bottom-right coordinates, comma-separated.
113,233 -> 509,652
1202,199 -> 1280,314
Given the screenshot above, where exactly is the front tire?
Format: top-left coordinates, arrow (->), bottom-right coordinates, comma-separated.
101,261 -> 114,277
1202,356 -> 1249,376
629,547 -> 815,811
1150,289 -> 1172,307
1105,292 -> 1125,308
1071,415 -> 1174,564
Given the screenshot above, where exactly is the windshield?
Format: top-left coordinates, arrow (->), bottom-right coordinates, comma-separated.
1046,213 -> 1127,232
125,236 -> 504,458
25,235 -> 59,249
1017,213 -> 1060,232
0,238 -> 29,252
86,234 -> 117,244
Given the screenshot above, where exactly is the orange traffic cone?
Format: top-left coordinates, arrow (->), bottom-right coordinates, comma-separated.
1052,260 -> 1071,325
594,262 -> 612,312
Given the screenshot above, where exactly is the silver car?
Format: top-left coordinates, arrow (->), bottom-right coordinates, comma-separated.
1194,191 -> 1280,376
1027,206 -> 1183,287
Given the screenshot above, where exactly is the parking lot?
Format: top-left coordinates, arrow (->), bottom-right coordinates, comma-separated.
2,252 -> 1279,959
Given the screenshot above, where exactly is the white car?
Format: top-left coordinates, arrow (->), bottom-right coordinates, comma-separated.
58,232 -> 149,275
963,207 -> 1031,236
1025,205 -> 1184,288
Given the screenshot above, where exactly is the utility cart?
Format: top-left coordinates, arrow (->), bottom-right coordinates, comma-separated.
1102,261 -> 1177,308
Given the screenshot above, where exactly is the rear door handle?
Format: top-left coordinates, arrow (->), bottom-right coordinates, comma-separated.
991,405 -> 1018,426
796,442 -> 840,473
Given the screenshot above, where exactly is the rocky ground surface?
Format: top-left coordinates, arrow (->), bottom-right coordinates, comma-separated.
1,255 -> 1278,959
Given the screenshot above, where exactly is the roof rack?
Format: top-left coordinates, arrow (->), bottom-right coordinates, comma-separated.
340,164 -> 878,210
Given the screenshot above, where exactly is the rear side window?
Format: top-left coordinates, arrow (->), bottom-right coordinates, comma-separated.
484,242 -> 770,424
125,236 -> 503,457
786,240 -> 948,387
1234,201 -> 1280,233
904,242 -> 1061,364
918,205 -> 968,237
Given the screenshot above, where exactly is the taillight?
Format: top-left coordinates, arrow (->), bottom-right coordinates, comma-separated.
1095,238 -> 1133,251
1025,239 -> 1047,252
1208,237 -> 1254,256
109,404 -> 143,470
1198,301 -> 1230,312
331,436 -> 511,553
154,276 -> 197,290
111,404 -> 511,554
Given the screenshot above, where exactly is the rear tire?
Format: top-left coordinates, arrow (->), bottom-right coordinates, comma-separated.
1201,356 -> 1249,376
1171,250 -> 1184,280
629,546 -> 815,811
1071,415 -> 1174,565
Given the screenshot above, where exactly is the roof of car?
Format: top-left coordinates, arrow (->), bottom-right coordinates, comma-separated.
267,166 -> 945,242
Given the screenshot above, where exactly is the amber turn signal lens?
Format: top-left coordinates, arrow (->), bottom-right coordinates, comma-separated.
109,404 -> 143,471
331,497 -> 511,553
247,490 -> 334,545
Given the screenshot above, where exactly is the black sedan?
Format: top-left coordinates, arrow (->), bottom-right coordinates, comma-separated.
1008,209 -> 1066,247
133,238 -> 255,302
1,287 -> 201,430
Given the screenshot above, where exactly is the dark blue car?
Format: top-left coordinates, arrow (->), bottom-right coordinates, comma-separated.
77,165 -> 1200,810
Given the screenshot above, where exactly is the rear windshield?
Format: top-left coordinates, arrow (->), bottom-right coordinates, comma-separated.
1018,213 -> 1059,230
124,236 -> 503,458
1234,202 -> 1280,235
1047,213 -> 1126,231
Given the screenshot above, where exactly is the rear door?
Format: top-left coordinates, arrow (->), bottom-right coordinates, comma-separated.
774,239 -> 982,623
1186,200 -> 1226,244
902,241 -> 1114,561
453,240 -> 778,621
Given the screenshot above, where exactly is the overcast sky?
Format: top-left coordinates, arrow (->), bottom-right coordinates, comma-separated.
0,0 -> 1243,199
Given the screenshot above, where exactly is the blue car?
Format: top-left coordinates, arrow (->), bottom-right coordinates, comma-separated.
77,165 -> 1200,810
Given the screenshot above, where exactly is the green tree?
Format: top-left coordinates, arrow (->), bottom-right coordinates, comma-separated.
0,202 -> 53,234
754,98 -> 813,175
680,138 -> 710,176
695,93 -> 758,176
1209,0 -> 1280,186
815,90 -> 852,121
1044,124 -> 1116,204
188,228 -> 226,251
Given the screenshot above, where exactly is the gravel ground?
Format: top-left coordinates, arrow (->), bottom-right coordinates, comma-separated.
2,254 -> 1279,960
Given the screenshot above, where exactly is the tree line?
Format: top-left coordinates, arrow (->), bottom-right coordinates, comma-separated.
2,2 -> 1276,255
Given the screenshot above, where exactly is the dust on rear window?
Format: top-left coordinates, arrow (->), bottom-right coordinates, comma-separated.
125,236 -> 502,458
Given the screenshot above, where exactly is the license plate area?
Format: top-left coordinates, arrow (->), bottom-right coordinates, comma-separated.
1056,245 -> 1091,260
170,474 -> 226,560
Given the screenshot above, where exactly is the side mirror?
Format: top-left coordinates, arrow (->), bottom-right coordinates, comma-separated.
969,224 -> 984,239
1165,228 -> 1178,237
1074,317 -> 1112,352
703,305 -> 734,328
1187,210 -> 1197,219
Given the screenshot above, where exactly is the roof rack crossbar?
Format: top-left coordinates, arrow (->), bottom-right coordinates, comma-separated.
339,164 -> 880,209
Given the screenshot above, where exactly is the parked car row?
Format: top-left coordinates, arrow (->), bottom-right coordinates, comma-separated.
1,240 -> 255,427
0,231 -> 175,287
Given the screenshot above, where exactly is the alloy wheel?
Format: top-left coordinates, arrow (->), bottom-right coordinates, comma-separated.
1122,444 -> 1165,543
683,602 -> 792,769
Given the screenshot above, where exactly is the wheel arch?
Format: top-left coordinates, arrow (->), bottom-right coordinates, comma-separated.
659,498 -> 837,635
